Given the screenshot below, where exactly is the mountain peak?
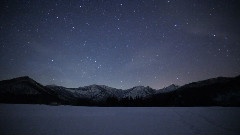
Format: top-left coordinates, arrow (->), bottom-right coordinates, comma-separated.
166,84 -> 179,88
16,76 -> 30,79
132,86 -> 145,89
158,84 -> 179,93
0,76 -> 34,84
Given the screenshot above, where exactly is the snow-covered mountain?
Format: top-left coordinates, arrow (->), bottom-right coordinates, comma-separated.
48,84 -> 124,101
0,76 -> 162,104
47,85 -> 157,101
123,86 -> 156,98
151,75 -> 240,106
0,76 -> 46,95
1,75 -> 240,106
157,84 -> 179,93
0,76 -> 60,104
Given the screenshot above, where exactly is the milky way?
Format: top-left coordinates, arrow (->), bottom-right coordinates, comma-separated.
0,0 -> 240,89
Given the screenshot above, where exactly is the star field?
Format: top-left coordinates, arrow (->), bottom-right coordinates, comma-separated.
0,0 -> 240,89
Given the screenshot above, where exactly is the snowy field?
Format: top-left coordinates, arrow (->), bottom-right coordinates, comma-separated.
0,104 -> 240,135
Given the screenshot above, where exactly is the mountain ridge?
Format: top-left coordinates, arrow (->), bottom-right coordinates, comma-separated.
0,75 -> 240,106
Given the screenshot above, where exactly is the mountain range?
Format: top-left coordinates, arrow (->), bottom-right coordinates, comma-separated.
0,75 -> 240,106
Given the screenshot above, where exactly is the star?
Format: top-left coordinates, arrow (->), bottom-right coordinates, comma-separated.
0,0 -> 239,90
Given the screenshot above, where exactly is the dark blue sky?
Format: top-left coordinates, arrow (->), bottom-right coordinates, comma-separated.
0,0 -> 240,89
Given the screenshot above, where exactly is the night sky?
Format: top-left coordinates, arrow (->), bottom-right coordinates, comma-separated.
0,0 -> 240,89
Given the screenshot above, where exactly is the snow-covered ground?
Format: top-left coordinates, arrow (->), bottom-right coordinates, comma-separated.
0,104 -> 240,135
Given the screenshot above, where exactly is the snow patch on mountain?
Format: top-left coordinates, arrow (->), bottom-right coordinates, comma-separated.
123,86 -> 156,98
157,84 -> 179,93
